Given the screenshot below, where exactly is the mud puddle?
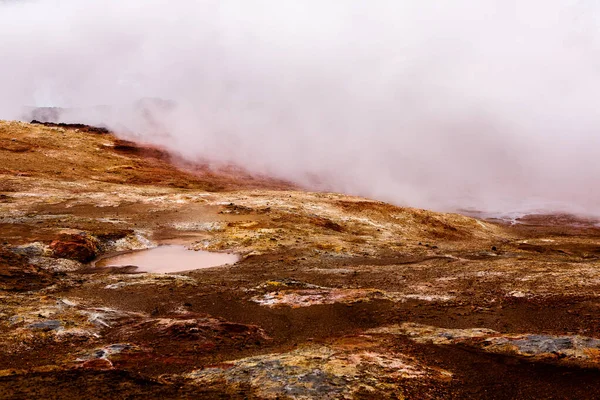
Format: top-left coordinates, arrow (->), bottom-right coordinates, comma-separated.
95,245 -> 239,273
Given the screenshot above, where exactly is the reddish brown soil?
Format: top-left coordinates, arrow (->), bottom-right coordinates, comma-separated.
2,121 -> 600,399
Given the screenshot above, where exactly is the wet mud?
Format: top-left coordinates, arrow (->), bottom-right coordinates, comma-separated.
95,245 -> 239,273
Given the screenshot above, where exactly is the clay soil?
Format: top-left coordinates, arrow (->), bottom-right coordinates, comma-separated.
1,120 -> 600,399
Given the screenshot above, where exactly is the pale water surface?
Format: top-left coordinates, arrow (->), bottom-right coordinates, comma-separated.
96,245 -> 239,273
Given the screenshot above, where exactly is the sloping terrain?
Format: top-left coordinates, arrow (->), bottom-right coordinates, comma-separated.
1,121 -> 600,399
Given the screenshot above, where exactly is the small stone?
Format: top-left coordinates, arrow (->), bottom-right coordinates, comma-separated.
50,234 -> 98,262
27,320 -> 62,331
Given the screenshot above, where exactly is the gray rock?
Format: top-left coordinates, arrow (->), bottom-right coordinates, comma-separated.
27,320 -> 62,331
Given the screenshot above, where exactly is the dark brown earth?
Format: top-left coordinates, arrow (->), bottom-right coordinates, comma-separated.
1,120 -> 600,399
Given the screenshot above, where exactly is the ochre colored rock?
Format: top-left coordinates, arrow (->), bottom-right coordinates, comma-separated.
0,247 -> 54,291
50,234 -> 98,262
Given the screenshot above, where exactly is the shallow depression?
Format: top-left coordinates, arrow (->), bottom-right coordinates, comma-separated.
95,245 -> 239,273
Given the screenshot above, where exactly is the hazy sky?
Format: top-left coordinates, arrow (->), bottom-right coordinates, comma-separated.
1,1 -> 600,216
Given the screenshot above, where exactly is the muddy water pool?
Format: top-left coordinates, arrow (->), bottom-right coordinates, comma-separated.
95,245 -> 239,273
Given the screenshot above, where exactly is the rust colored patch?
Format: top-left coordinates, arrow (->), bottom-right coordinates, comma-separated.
30,120 -> 110,134
50,234 -> 98,263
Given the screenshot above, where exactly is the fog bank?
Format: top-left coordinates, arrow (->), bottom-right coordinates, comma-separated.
1,1 -> 600,216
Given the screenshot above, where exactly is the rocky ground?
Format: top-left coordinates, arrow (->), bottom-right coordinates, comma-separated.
1,120 -> 600,399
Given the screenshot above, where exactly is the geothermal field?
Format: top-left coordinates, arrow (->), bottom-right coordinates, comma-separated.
2,120 -> 600,399
2,1 -> 600,399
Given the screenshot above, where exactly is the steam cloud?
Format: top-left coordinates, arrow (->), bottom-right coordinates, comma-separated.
1,1 -> 600,216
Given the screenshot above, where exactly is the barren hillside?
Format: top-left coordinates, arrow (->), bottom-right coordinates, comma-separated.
2,121 -> 600,399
